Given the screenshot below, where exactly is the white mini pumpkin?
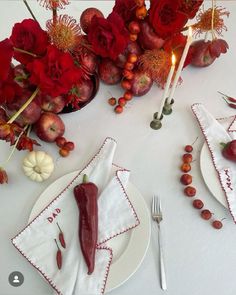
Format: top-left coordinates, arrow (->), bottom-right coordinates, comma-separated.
22,151 -> 54,182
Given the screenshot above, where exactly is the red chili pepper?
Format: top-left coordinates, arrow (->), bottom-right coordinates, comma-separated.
54,239 -> 62,270
220,95 -> 236,109
218,91 -> 236,104
56,222 -> 66,249
221,140 -> 236,162
227,103 -> 236,109
74,174 -> 98,275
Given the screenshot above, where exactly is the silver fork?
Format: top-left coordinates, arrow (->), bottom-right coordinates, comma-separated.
152,196 -> 167,291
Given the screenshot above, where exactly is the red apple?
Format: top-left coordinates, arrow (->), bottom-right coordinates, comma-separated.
13,64 -> 30,88
130,70 -> 153,96
0,108 -> 8,121
38,93 -> 67,113
80,7 -> 104,33
74,78 -> 94,103
138,21 -> 165,50
34,112 -> 65,142
98,58 -> 122,85
191,40 -> 216,67
6,91 -> 41,126
79,51 -> 98,74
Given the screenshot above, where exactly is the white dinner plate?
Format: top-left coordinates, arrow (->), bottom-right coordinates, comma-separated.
28,170 -> 151,292
200,143 -> 227,208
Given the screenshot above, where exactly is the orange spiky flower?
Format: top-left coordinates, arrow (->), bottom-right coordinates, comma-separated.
37,0 -> 69,10
47,15 -> 82,52
139,49 -> 172,88
193,6 -> 229,37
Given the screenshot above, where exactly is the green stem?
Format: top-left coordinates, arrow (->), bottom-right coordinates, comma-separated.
8,88 -> 39,124
14,47 -> 38,58
220,142 -> 227,149
211,0 -> 216,40
221,97 -> 230,105
23,0 -> 37,22
2,125 -> 28,166
26,124 -> 32,137
83,174 -> 89,183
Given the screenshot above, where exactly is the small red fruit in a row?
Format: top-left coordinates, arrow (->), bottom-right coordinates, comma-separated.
56,136 -> 75,157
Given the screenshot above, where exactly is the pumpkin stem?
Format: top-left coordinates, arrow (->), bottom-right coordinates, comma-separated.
33,166 -> 42,174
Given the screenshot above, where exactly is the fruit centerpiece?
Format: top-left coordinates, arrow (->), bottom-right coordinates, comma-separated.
0,0 -> 230,184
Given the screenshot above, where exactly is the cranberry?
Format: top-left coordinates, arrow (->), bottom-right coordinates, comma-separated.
184,186 -> 196,197
124,91 -> 133,101
193,199 -> 204,209
180,174 -> 192,185
185,145 -> 193,153
64,141 -> 75,151
114,105 -> 123,114
108,97 -> 116,106
181,163 -> 191,173
121,79 -> 132,90
130,33 -> 138,41
201,209 -> 212,220
128,21 -> 140,34
127,53 -> 138,64
59,148 -> 70,157
182,153 -> 193,163
124,62 -> 134,71
212,220 -> 223,229
56,136 -> 66,148
118,97 -> 126,107
123,69 -> 134,80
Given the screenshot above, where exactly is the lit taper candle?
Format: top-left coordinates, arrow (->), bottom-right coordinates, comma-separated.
158,54 -> 176,119
167,26 -> 192,104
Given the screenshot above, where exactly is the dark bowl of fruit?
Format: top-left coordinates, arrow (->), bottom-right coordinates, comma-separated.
60,73 -> 99,114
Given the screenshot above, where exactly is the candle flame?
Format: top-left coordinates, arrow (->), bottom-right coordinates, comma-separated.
171,54 -> 176,65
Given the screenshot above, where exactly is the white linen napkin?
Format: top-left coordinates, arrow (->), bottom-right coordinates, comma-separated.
12,137 -> 140,295
192,104 -> 236,222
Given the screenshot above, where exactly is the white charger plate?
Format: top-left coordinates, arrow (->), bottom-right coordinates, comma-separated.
200,143 -> 227,208
28,170 -> 151,292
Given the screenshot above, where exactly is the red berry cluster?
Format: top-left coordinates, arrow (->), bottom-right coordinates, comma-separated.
108,1 -> 147,114
180,144 -> 223,230
109,51 -> 138,114
56,136 -> 75,157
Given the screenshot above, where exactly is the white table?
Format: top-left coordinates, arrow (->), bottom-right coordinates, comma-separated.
1,1 -> 236,295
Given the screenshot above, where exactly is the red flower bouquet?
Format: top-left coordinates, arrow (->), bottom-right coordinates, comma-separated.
0,0 -> 230,183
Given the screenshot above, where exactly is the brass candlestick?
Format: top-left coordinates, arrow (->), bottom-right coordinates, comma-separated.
150,112 -> 163,130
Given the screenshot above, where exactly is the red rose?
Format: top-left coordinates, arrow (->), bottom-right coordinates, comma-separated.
148,0 -> 188,39
113,0 -> 137,23
10,19 -> 49,64
179,0 -> 203,19
88,12 -> 129,60
27,45 -> 82,97
0,38 -> 13,81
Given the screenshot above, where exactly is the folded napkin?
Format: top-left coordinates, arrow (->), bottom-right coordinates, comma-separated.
192,104 -> 236,222
12,137 -> 140,295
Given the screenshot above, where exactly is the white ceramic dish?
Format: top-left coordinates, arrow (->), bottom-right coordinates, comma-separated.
200,143 -> 227,208
28,170 -> 151,292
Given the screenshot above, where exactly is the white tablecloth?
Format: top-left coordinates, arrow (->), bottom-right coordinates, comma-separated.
1,1 -> 236,295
